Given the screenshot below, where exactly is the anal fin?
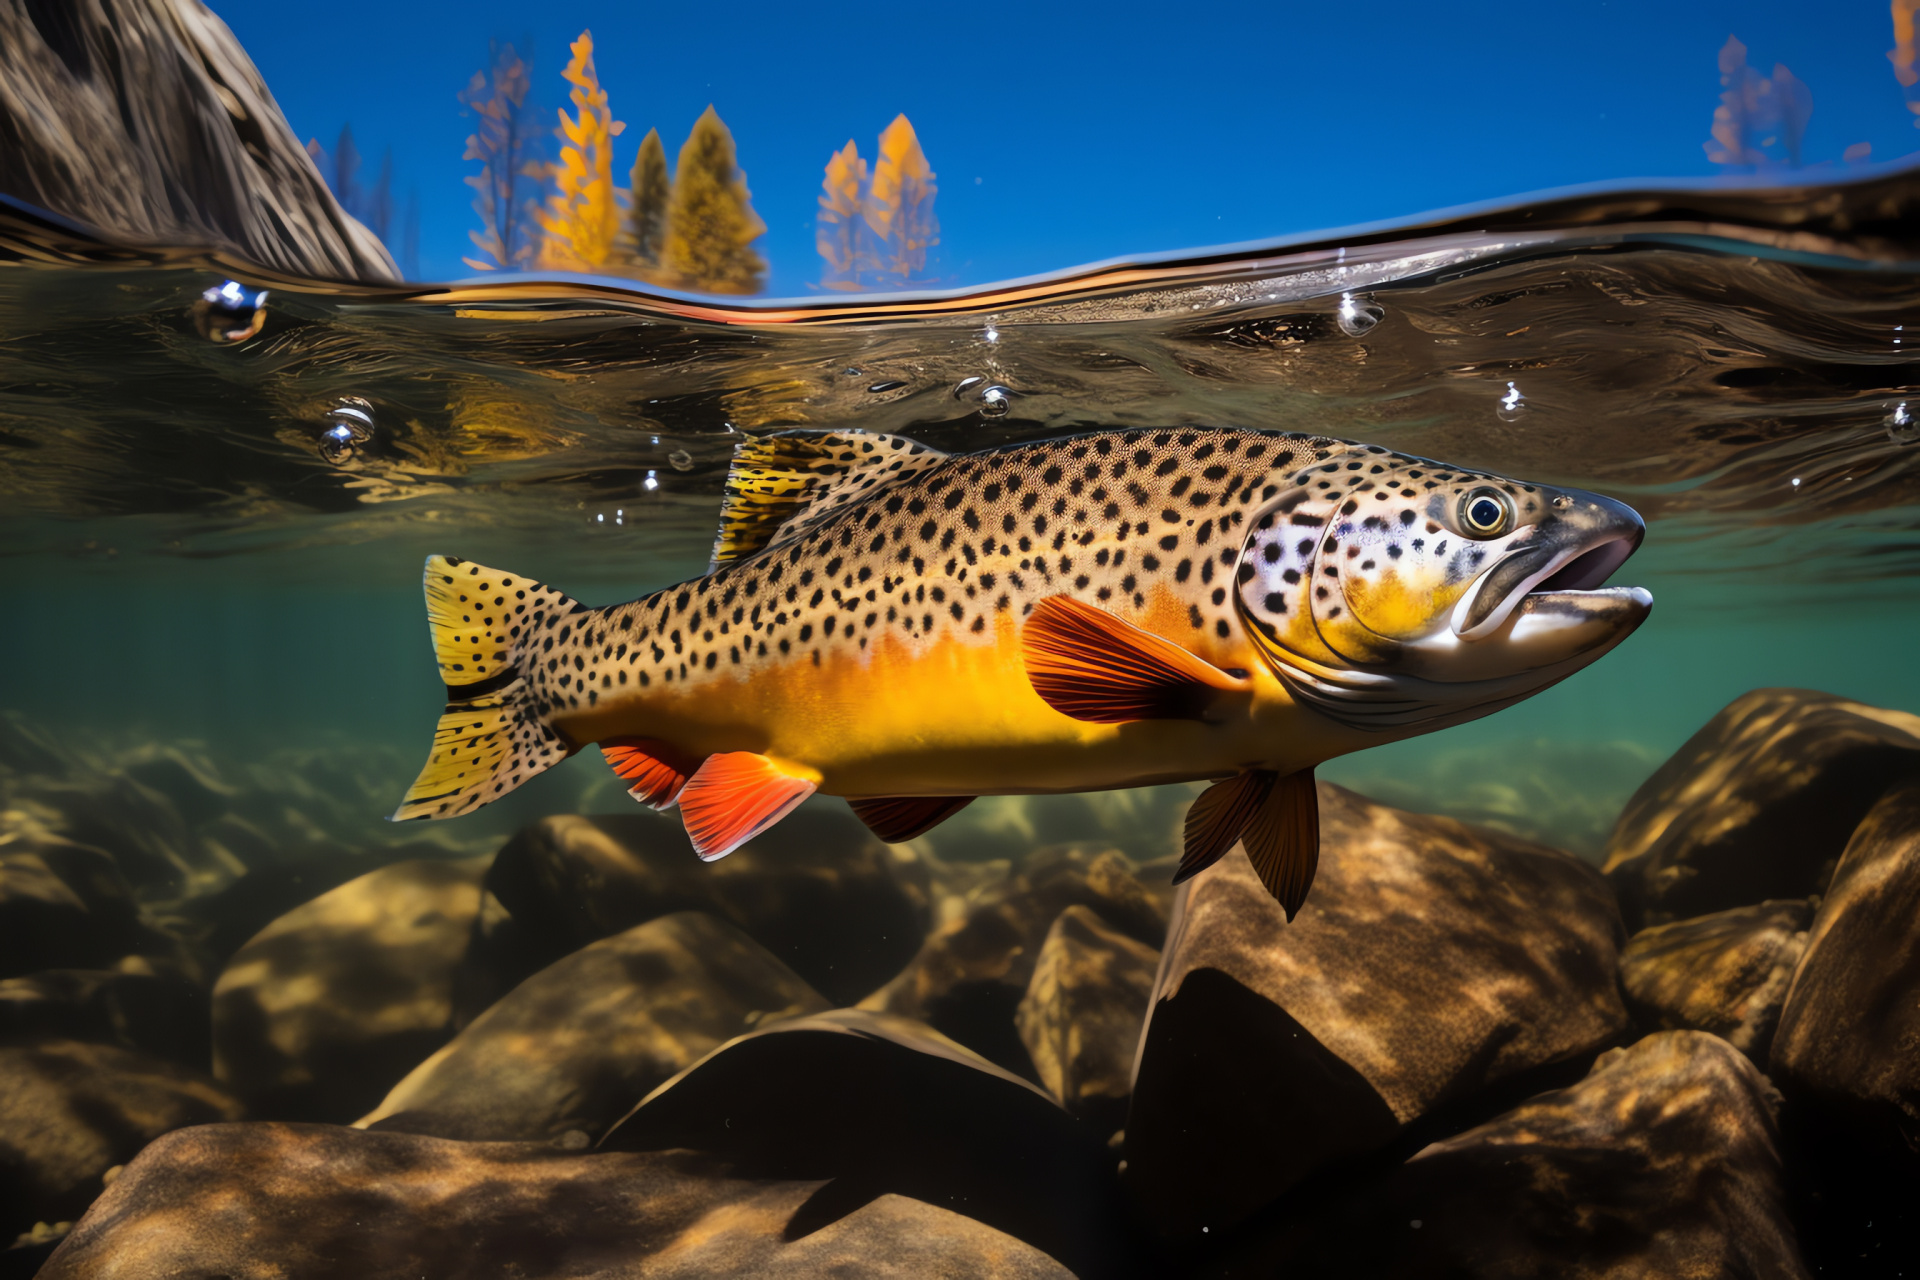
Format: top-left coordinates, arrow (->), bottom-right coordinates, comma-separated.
849,795 -> 976,843
1021,595 -> 1248,723
1175,769 -> 1276,884
676,752 -> 818,861
1242,768 -> 1320,921
600,737 -> 696,809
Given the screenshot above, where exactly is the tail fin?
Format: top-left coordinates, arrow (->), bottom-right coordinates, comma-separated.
392,555 -> 580,821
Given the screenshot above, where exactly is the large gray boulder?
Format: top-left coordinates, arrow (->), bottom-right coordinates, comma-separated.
1215,1032 -> 1809,1279
1619,899 -> 1811,1060
211,857 -> 486,1121
359,911 -> 830,1142
1603,689 -> 1920,929
1771,776 -> 1920,1147
0,0 -> 396,280
38,1124 -> 1074,1279
1126,783 -> 1628,1239
0,1038 -> 242,1241
600,1008 -> 1140,1278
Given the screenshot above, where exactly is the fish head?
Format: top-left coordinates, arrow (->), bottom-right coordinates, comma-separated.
1235,440 -> 1651,733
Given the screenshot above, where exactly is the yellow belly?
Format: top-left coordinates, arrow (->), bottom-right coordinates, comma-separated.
554,603 -> 1370,798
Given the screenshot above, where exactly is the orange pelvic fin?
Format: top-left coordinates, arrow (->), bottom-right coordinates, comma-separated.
1175,769 -> 1277,885
1243,769 -> 1320,922
848,794 -> 976,843
1021,594 -> 1248,723
600,737 -> 696,809
676,752 -> 817,862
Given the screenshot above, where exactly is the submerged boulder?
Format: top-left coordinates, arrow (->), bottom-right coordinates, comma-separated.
0,0 -> 396,280
38,1124 -> 1072,1280
482,807 -> 930,1006
1015,904 -> 1160,1134
211,856 -> 485,1122
1126,783 -> 1628,1239
1603,688 -> 1920,928
600,1008 -> 1138,1279
0,967 -> 211,1069
0,836 -> 146,978
0,1038 -> 242,1241
1770,777 -> 1920,1147
1619,899 -> 1811,1059
859,845 -> 1167,1078
359,911 -> 829,1142
1217,1032 -> 1808,1279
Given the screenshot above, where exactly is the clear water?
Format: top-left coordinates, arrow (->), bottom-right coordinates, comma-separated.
6,170 -> 1920,1271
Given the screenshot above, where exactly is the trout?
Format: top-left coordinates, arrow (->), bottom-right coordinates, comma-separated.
395,427 -> 1650,916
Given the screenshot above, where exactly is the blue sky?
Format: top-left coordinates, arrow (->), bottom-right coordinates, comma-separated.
214,1 -> 1918,294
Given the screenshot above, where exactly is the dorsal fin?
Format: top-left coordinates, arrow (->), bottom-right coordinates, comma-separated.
710,430 -> 948,569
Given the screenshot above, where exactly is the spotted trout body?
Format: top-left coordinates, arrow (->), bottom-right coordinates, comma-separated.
398,426 -> 1651,915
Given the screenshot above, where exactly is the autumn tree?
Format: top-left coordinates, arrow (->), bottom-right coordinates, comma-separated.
459,40 -> 543,271
533,31 -> 626,272
868,115 -> 938,282
624,127 -> 670,275
663,106 -> 767,295
815,139 -> 869,291
1704,35 -> 1812,169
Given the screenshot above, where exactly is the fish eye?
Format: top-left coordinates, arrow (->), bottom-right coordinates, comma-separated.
1459,488 -> 1514,538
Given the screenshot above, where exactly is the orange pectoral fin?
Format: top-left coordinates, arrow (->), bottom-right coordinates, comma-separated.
1175,769 -> 1277,885
848,795 -> 976,843
1021,594 -> 1248,723
600,737 -> 696,809
676,752 -> 818,862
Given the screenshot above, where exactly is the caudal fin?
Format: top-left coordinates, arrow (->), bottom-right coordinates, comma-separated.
392,555 -> 579,821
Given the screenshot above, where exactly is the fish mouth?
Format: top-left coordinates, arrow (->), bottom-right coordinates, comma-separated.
1453,492 -> 1646,641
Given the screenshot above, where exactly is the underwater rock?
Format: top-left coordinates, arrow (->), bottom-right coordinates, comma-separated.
1126,783 -> 1627,1239
1603,688 -> 1920,929
358,911 -> 829,1142
480,807 -> 930,1007
0,966 -> 210,1069
1215,1031 -> 1807,1279
600,1008 -> 1138,1279
0,1038 -> 242,1241
1619,899 -> 1811,1060
858,845 -> 1168,1078
0,836 -> 146,978
0,0 -> 397,281
1770,776 -> 1920,1148
39,1125 -> 1073,1280
210,856 -> 485,1122
919,786 -> 1194,868
1015,904 -> 1160,1133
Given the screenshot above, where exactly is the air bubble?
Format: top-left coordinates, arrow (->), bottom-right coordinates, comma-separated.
316,397 -> 374,464
1336,292 -> 1383,337
667,449 -> 694,471
193,280 -> 269,343
1496,382 -> 1526,422
1887,401 -> 1919,445
979,385 -> 1012,418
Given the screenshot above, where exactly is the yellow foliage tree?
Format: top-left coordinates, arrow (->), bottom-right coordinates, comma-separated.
624,127 -> 670,274
533,31 -> 625,272
458,41 -> 540,271
815,139 -> 869,291
866,114 -> 938,282
663,106 -> 767,295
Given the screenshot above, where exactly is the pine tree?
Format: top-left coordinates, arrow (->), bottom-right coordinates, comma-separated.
663,106 -> 767,295
459,40 -> 542,271
815,139 -> 869,291
624,127 -> 670,274
533,31 -> 626,272
867,114 -> 937,283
